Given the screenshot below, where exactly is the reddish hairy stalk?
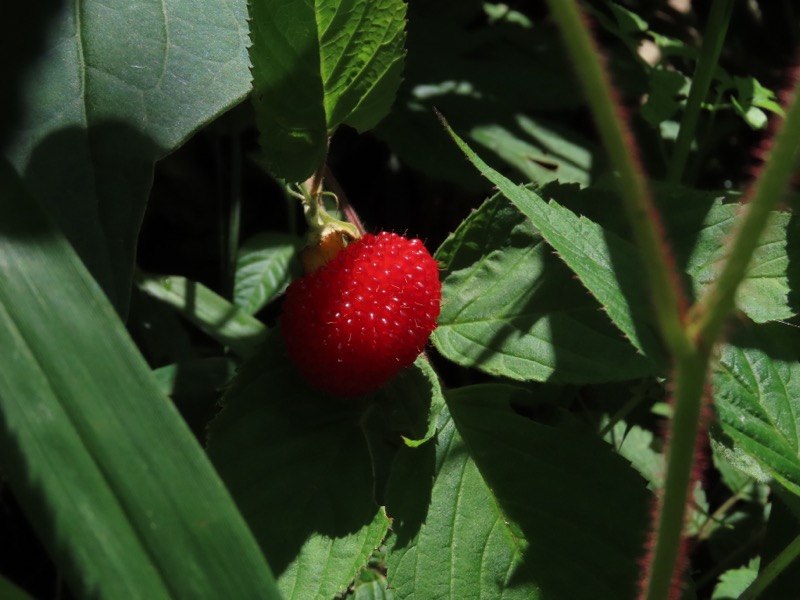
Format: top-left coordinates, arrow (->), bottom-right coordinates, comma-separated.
544,4 -> 704,600
639,381 -> 714,600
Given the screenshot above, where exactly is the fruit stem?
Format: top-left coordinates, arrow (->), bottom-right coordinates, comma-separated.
291,181 -> 361,244
287,167 -> 362,273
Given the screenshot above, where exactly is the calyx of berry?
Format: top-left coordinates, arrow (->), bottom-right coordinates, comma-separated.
289,182 -> 361,273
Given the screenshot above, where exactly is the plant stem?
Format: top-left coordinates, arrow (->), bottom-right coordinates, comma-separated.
545,0 -> 692,361
641,353 -> 709,600
689,75 -> 800,345
696,482 -> 748,541
667,0 -> 735,184
739,534 -> 800,600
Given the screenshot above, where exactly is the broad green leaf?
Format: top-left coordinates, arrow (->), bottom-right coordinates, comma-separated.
250,0 -> 406,181
445,125 -> 666,365
713,323 -> 800,496
544,182 -> 799,323
470,115 -> 596,186
136,273 -> 267,358
234,232 -> 303,314
207,328 -> 439,599
385,385 -> 650,599
0,159 -> 279,599
679,200 -> 797,323
433,192 -> 657,383
4,0 -> 251,314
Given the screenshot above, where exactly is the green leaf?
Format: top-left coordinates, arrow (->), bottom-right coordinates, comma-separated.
249,0 -> 406,181
385,384 -> 650,599
729,75 -> 784,129
0,159 -> 279,599
352,580 -> 394,600
344,546 -> 395,600
712,560 -> 759,600
234,232 -> 303,314
136,273 -> 267,358
469,115 -> 597,187
713,322 -> 800,495
433,192 -> 657,382
207,328 -> 439,599
680,199 -> 797,323
604,421 -> 664,489
547,182 -> 800,323
640,69 -> 689,126
4,0 -> 251,313
444,124 -> 666,365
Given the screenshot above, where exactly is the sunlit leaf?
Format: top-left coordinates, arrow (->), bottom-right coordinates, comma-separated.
434,192 -> 657,382
444,124 -> 666,365
249,0 -> 406,180
234,232 -> 303,314
713,323 -> 800,496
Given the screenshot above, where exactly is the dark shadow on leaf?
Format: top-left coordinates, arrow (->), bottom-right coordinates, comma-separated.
722,318 -> 800,363
375,0 -> 605,191
0,0 -> 63,149
22,123 -> 162,316
458,388 -> 649,600
0,159 -> 53,240
382,437 -> 437,551
207,327 -> 435,580
384,386 -> 650,599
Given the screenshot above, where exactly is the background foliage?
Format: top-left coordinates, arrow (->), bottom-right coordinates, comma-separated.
2,1 -> 800,600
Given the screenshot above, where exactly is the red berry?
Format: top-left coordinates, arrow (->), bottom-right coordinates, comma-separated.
281,232 -> 441,396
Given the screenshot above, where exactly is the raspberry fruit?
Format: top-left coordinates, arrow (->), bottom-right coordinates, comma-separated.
281,232 -> 441,396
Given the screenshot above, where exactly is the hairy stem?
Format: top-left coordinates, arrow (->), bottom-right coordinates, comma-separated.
667,0 -> 735,184
689,74 -> 800,345
642,354 -> 710,600
543,4 -> 719,600
545,0 -> 692,360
